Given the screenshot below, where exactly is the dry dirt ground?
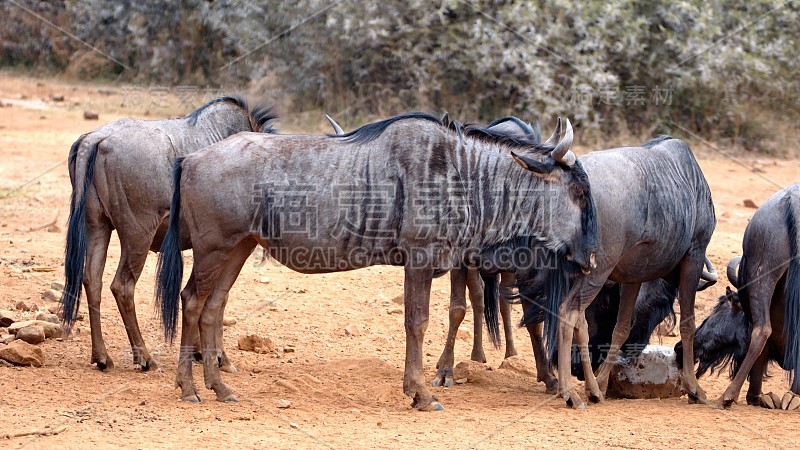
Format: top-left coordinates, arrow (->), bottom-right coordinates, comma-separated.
1,74 -> 799,449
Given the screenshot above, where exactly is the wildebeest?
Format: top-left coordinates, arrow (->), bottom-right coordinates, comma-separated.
676,183 -> 800,408
155,112 -> 599,410
326,113 -> 538,389
431,116 -> 563,392
518,266 -> 715,380
61,96 -> 277,371
531,135 -> 716,409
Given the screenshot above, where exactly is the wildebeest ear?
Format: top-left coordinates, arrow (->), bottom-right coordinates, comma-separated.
726,286 -> 741,311
511,151 -> 553,175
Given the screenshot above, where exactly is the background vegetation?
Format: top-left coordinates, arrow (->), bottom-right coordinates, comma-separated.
2,0 -> 797,151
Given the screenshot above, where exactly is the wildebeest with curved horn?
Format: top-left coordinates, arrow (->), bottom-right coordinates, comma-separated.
155,112 -> 599,409
431,116 -> 562,391
676,183 -> 800,408
529,135 -> 716,409
61,96 -> 277,371
517,259 -> 716,380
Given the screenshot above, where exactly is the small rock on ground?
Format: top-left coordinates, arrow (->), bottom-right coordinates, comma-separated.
222,317 -> 237,326
0,310 -> 14,327
276,399 -> 291,408
498,355 -> 537,378
35,313 -> 59,324
0,340 -> 45,367
387,307 -> 403,315
15,301 -> 36,312
42,289 -> 62,302
743,199 -> 758,209
16,326 -> 45,345
344,324 -> 362,336
8,320 -> 62,339
238,334 -> 276,353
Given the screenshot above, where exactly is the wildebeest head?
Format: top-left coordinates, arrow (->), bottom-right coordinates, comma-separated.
504,119 -> 598,273
675,285 -> 750,379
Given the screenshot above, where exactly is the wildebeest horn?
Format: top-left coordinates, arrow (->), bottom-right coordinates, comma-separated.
544,117 -> 562,146
325,114 -> 344,135
727,256 -> 742,287
550,118 -> 575,167
696,256 -> 718,291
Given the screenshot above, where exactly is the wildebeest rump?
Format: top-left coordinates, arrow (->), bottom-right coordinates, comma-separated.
155,112 -> 598,409
677,183 -> 800,408
61,96 -> 277,371
534,136 -> 716,408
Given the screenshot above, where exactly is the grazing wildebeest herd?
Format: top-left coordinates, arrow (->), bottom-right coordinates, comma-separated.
59,96 -> 800,413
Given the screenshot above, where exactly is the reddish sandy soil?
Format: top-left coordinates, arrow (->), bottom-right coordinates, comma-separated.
1,74 -> 799,449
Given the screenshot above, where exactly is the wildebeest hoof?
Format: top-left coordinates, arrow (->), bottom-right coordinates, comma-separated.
470,351 -> 487,364
193,351 -> 203,362
220,363 -> 237,374
217,393 -> 239,403
431,368 -> 454,387
544,380 -> 558,395
587,392 -> 604,404
687,390 -> 708,405
180,393 -> 202,403
94,357 -> 114,371
140,359 -> 158,371
416,401 -> 445,412
564,391 -> 586,410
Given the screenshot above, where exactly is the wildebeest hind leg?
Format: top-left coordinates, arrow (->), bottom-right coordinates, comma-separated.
525,321 -> 557,394
201,240 -> 255,402
110,238 -> 156,370
717,276 -> 776,408
676,256 -> 709,404
403,265 -> 443,411
217,293 -> 236,373
84,218 -> 113,370
746,351 -> 769,406
594,283 -> 640,395
433,267 -> 468,387
500,272 -> 518,358
177,274 -> 203,402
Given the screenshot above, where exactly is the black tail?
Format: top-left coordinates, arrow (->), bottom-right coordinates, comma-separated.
783,196 -> 800,391
155,157 -> 186,343
482,272 -> 501,349
60,137 -> 97,330
543,256 -> 571,360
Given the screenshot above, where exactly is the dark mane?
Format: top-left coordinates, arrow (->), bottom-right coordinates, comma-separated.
465,122 -> 552,155
333,112 -> 444,144
641,135 -> 673,148
187,95 -> 278,133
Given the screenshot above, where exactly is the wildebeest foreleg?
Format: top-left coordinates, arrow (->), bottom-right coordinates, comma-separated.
433,267 -> 468,387
467,268 -> 487,363
557,306 -> 586,409
499,272 -> 518,358
717,275 -> 777,408
576,313 -> 603,403
84,217 -> 113,370
594,283 -> 640,395
110,238 -> 157,370
525,321 -> 557,394
403,265 -> 443,411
